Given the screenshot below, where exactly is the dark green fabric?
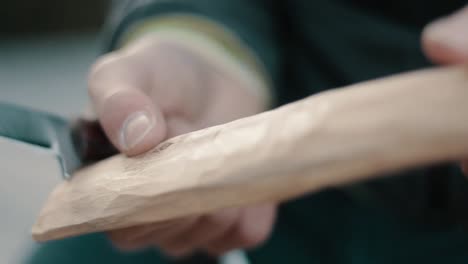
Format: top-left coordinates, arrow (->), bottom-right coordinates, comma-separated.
24,233 -> 169,264
28,1 -> 468,263
249,190 -> 468,264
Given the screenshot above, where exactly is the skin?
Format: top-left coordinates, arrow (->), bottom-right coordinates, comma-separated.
87,5 -> 468,258
421,6 -> 468,173
88,36 -> 276,257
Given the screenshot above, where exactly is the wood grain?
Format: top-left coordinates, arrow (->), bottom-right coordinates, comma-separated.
32,65 -> 468,242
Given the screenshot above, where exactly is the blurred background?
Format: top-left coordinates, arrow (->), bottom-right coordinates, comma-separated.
1,0 -> 110,116
0,2 -> 110,263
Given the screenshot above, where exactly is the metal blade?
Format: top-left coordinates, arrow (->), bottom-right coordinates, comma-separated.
0,102 -> 81,179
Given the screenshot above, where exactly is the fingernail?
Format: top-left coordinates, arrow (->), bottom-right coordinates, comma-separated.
120,111 -> 154,150
425,9 -> 468,52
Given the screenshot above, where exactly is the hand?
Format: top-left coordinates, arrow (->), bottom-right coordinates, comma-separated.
88,34 -> 276,257
422,5 -> 468,175
422,5 -> 468,65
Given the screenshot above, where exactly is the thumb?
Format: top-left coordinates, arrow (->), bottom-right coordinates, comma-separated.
422,6 -> 468,64
88,54 -> 167,156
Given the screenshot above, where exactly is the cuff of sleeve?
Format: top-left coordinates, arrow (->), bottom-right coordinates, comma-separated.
118,14 -> 274,109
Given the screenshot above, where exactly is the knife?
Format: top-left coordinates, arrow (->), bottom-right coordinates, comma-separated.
0,102 -> 118,264
0,102 -> 228,264
0,102 -> 117,179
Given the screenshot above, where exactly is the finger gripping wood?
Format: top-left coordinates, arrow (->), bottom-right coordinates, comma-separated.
32,66 -> 468,242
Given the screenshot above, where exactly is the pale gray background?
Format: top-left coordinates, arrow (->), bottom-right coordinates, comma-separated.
0,2 -> 106,263
0,32 -> 99,263
0,33 -> 97,116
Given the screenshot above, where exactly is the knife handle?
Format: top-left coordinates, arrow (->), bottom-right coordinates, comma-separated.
71,119 -> 118,164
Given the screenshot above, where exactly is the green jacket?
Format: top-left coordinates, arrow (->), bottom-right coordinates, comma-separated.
27,1 -> 468,263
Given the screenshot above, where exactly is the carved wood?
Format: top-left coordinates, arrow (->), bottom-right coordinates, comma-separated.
33,66 -> 468,242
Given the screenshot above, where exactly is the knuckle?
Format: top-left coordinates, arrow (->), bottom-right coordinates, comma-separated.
108,235 -> 139,251
204,247 -> 225,257
87,52 -> 131,94
236,223 -> 270,249
204,211 -> 238,227
107,230 -> 128,242
88,52 -> 118,81
162,246 -> 193,258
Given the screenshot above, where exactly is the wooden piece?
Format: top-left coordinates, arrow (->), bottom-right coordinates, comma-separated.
33,66 -> 468,242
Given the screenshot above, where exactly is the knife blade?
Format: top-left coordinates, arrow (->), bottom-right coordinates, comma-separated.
0,102 -> 117,179
0,102 -> 226,264
0,103 -> 251,264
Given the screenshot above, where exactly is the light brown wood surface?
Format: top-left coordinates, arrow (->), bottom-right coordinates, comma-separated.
33,66 -> 468,242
